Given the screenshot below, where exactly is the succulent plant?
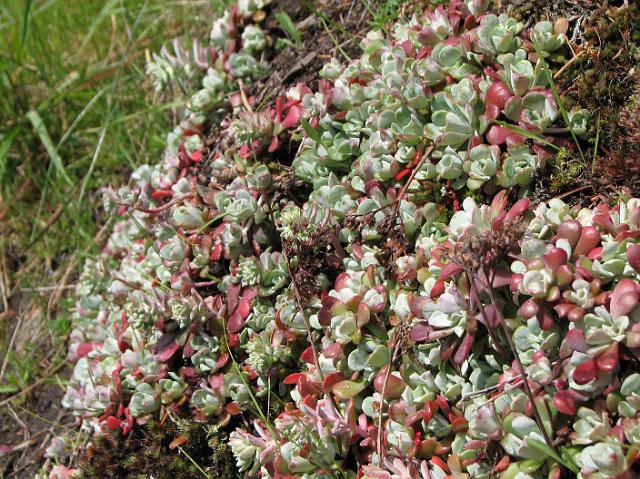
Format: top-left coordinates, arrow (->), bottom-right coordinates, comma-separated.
54,2 -> 637,479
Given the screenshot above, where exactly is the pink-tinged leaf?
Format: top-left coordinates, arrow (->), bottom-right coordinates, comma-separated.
237,298 -> 252,319
430,278 -> 446,299
76,342 -> 95,358
267,135 -> 280,153
300,346 -> 316,364
401,39 -> 413,56
518,298 -> 539,319
485,104 -> 501,121
156,340 -> 181,362
189,150 -> 202,163
480,303 -> 500,328
587,246 -> 603,260
564,328 -> 589,353
454,332 -> 474,364
592,213 -> 618,236
567,306 -> 586,322
557,220 -> 582,249
627,244 -> 640,273
227,310 -> 244,333
610,279 -> 639,319
357,301 -> 370,326
226,282 -> 241,314
490,189 -> 509,219
283,373 -> 303,385
410,322 -> 431,342
281,105 -> 302,129
553,390 -> 577,415
543,247 -> 567,270
441,262 -> 464,281
486,80 -> 511,110
596,342 -> 619,372
105,416 -> 121,431
506,198 -> 529,220
334,272 -> 350,290
573,226 -> 601,258
323,342 -> 343,358
322,372 -> 345,393
573,359 -> 598,385
510,273 -> 523,292
410,296 -> 429,318
373,368 -> 406,399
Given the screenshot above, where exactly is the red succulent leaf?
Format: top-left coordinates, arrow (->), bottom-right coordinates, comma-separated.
562,324 -> 584,352
226,402 -> 242,415
268,135 -> 280,152
518,298 -> 539,319
410,322 -> 431,342
105,416 -> 121,431
611,279 -> 640,319
227,310 -> 245,333
556,220 -> 582,249
430,456 -> 450,473
573,359 -> 598,385
189,150 -> 202,163
627,244 -> 640,273
151,189 -> 173,201
237,298 -> 252,319
453,332 -> 474,364
322,372 -> 345,393
573,226 -> 601,258
395,167 -> 412,181
281,105 -> 302,129
300,346 -> 316,365
596,342 -> 619,373
215,353 -> 230,370
553,389 -> 578,415
486,80 -> 511,111
592,213 -> 618,236
322,342 -> 343,358
543,247 -> 567,270
284,373 -> 304,385
76,342 -> 96,358
226,282 -> 241,314
156,340 -> 181,362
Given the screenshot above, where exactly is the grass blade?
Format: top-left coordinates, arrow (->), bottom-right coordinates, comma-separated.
20,0 -> 33,47
533,43 -> 587,164
493,120 -> 561,151
275,11 -> 302,46
25,110 -> 72,186
0,128 -> 19,185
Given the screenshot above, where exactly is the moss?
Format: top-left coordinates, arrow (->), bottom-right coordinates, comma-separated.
545,148 -> 586,193
78,419 -> 238,479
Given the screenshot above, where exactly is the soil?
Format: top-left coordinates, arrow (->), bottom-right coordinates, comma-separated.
248,0 -> 372,102
0,377 -> 74,479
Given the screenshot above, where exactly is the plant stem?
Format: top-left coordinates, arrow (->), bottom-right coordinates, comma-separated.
482,266 -> 556,452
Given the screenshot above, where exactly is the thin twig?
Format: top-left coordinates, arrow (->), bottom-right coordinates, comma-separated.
482,265 -> 556,453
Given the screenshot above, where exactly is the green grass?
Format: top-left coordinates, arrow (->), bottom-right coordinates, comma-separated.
0,0 -> 222,413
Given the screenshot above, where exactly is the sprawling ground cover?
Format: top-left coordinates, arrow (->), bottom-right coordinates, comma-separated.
3,0 -> 640,477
